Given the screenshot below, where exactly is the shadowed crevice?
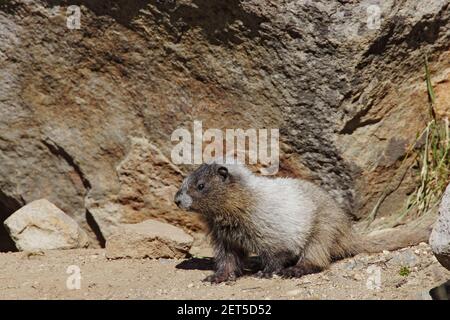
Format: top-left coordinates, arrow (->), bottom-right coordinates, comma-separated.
0,190 -> 22,252
42,138 -> 92,191
86,209 -> 106,248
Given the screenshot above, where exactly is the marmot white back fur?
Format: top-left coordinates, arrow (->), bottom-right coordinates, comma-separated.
175,160 -> 359,283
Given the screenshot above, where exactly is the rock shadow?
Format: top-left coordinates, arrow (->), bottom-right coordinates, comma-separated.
176,257 -> 215,271
0,190 -> 22,252
176,256 -> 261,273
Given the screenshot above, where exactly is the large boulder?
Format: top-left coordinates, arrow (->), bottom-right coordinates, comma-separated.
0,0 -> 449,246
430,184 -> 450,270
105,219 -> 193,259
4,199 -> 89,251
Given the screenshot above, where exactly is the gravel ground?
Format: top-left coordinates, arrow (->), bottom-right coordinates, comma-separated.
0,242 -> 449,300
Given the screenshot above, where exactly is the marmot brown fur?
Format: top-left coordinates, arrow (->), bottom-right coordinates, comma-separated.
175,161 -> 428,282
174,160 -> 427,283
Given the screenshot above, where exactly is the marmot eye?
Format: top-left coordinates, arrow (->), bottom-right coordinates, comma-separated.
197,183 -> 205,191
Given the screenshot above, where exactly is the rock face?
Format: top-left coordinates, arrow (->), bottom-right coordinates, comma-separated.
0,0 -> 449,247
4,199 -> 89,251
105,219 -> 193,259
430,184 -> 450,270
85,137 -> 202,239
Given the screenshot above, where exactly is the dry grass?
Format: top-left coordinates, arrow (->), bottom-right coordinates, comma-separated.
366,57 -> 450,228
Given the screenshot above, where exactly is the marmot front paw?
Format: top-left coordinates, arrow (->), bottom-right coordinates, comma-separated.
203,272 -> 237,284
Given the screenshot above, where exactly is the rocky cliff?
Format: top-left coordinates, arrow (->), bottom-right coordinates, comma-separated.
0,0 -> 449,249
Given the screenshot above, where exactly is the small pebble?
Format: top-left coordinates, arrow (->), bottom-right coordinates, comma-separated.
286,289 -> 301,296
353,273 -> 363,281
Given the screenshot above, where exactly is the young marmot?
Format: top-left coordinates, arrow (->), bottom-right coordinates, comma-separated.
175,160 -> 361,283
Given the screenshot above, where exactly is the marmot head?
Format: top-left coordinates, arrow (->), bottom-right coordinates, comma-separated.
174,160 -> 253,217
174,163 -> 231,215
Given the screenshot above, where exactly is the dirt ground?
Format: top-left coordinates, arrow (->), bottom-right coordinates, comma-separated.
0,241 -> 449,300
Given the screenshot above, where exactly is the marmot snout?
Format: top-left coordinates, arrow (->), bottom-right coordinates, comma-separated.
175,160 -> 359,283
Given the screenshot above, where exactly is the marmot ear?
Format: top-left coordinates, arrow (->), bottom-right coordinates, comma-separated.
218,166 -> 228,181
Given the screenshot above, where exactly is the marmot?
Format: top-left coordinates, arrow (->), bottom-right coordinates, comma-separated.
174,160 -> 422,283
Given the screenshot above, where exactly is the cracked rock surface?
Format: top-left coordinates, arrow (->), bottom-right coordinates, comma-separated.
0,0 -> 449,244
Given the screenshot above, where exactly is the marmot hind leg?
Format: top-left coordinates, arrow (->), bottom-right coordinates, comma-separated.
255,250 -> 301,278
278,259 -> 323,278
278,235 -> 331,278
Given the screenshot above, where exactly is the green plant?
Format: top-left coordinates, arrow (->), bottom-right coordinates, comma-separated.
399,266 -> 411,277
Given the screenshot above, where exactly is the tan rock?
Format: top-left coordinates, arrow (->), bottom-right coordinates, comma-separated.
0,0 -> 449,248
430,184 -> 450,271
4,199 -> 89,251
105,219 -> 193,259
86,137 -> 202,239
